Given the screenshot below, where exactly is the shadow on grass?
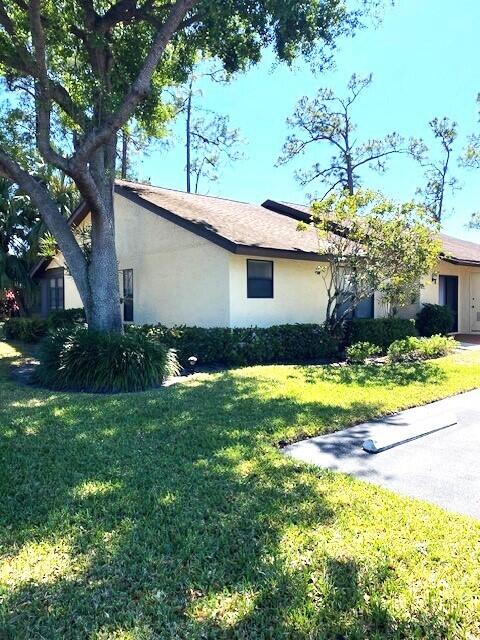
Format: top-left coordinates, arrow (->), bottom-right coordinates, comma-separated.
299,361 -> 447,387
0,369 -> 469,639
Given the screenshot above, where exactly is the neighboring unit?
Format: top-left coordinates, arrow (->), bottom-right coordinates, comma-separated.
31,180 -> 480,333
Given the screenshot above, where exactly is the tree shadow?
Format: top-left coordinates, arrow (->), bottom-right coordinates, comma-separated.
0,369 -> 473,638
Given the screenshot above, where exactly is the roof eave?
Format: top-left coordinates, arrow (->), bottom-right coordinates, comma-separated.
441,255 -> 480,267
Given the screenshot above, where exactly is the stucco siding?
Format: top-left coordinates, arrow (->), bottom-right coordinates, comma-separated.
114,193 -> 230,327
228,254 -> 328,327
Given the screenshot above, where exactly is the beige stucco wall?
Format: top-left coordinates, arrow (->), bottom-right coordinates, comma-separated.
44,201 -> 230,326
228,254 -> 329,327
386,258 -> 480,333
45,200 -> 480,331
114,194 -> 230,326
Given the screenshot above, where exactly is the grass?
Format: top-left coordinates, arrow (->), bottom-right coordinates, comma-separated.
1,341 -> 480,639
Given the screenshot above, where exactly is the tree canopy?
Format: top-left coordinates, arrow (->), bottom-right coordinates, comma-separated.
305,189 -> 441,331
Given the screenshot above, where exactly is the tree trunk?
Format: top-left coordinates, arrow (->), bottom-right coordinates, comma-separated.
87,205 -> 123,332
80,139 -> 123,332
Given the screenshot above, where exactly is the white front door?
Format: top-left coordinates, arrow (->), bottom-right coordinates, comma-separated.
470,273 -> 480,332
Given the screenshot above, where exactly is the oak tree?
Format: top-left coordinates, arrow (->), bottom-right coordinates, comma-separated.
0,0 -> 372,331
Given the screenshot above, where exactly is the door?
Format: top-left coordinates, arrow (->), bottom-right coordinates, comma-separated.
439,275 -> 458,332
470,273 -> 480,332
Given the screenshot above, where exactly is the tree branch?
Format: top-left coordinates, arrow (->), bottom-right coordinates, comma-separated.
0,148 -> 90,304
29,0 -> 70,173
353,147 -> 406,171
0,5 -> 86,128
71,0 -> 199,168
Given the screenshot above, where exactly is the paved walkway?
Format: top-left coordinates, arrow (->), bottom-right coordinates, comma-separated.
455,334 -> 480,349
284,389 -> 480,519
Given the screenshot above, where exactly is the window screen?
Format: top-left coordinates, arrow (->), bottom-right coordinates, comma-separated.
247,260 -> 273,298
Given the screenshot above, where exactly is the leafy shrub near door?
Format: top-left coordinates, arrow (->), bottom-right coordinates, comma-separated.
36,328 -> 180,393
387,335 -> 457,362
344,318 -> 417,352
128,323 -> 339,367
416,303 -> 454,337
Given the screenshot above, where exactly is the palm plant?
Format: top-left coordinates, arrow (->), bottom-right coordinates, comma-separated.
0,172 -> 79,314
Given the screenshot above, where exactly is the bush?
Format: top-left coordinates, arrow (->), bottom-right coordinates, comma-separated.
416,334 -> 457,359
345,318 -> 417,353
416,303 -> 454,337
387,335 -> 457,363
128,323 -> 339,367
36,328 -> 180,393
345,341 -> 382,364
4,317 -> 48,342
48,307 -> 86,330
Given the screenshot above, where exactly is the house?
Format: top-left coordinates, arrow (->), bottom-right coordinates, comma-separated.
32,179 -> 480,334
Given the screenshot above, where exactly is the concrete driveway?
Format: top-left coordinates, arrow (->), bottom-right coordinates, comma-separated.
284,389 -> 480,519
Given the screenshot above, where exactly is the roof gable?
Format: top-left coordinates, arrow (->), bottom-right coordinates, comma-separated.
115,180 -> 327,260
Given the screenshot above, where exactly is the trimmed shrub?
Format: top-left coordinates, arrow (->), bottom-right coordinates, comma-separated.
345,318 -> 417,353
345,341 -> 382,364
4,317 -> 48,343
416,303 -> 454,337
48,307 -> 86,330
36,328 -> 180,393
128,323 -> 339,367
388,335 -> 457,363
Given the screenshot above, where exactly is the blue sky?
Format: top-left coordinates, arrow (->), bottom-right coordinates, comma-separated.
138,0 -> 480,241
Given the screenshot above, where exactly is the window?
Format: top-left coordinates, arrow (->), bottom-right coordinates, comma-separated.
48,275 -> 64,311
247,259 -> 273,298
337,293 -> 374,320
352,294 -> 375,319
123,269 -> 134,322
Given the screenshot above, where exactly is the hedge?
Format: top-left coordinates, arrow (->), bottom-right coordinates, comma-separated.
4,317 -> 48,343
128,323 -> 339,367
3,308 -> 86,343
345,318 -> 418,353
47,307 -> 86,330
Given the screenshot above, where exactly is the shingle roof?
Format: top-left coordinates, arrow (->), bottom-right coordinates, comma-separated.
440,233 -> 480,265
116,180 -> 327,260
31,182 -> 480,277
263,199 -> 480,267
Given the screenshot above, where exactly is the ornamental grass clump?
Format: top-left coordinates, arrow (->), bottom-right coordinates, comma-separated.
36,328 -> 180,393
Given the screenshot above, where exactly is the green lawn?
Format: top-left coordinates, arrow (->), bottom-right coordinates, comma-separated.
1,341 -> 480,639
